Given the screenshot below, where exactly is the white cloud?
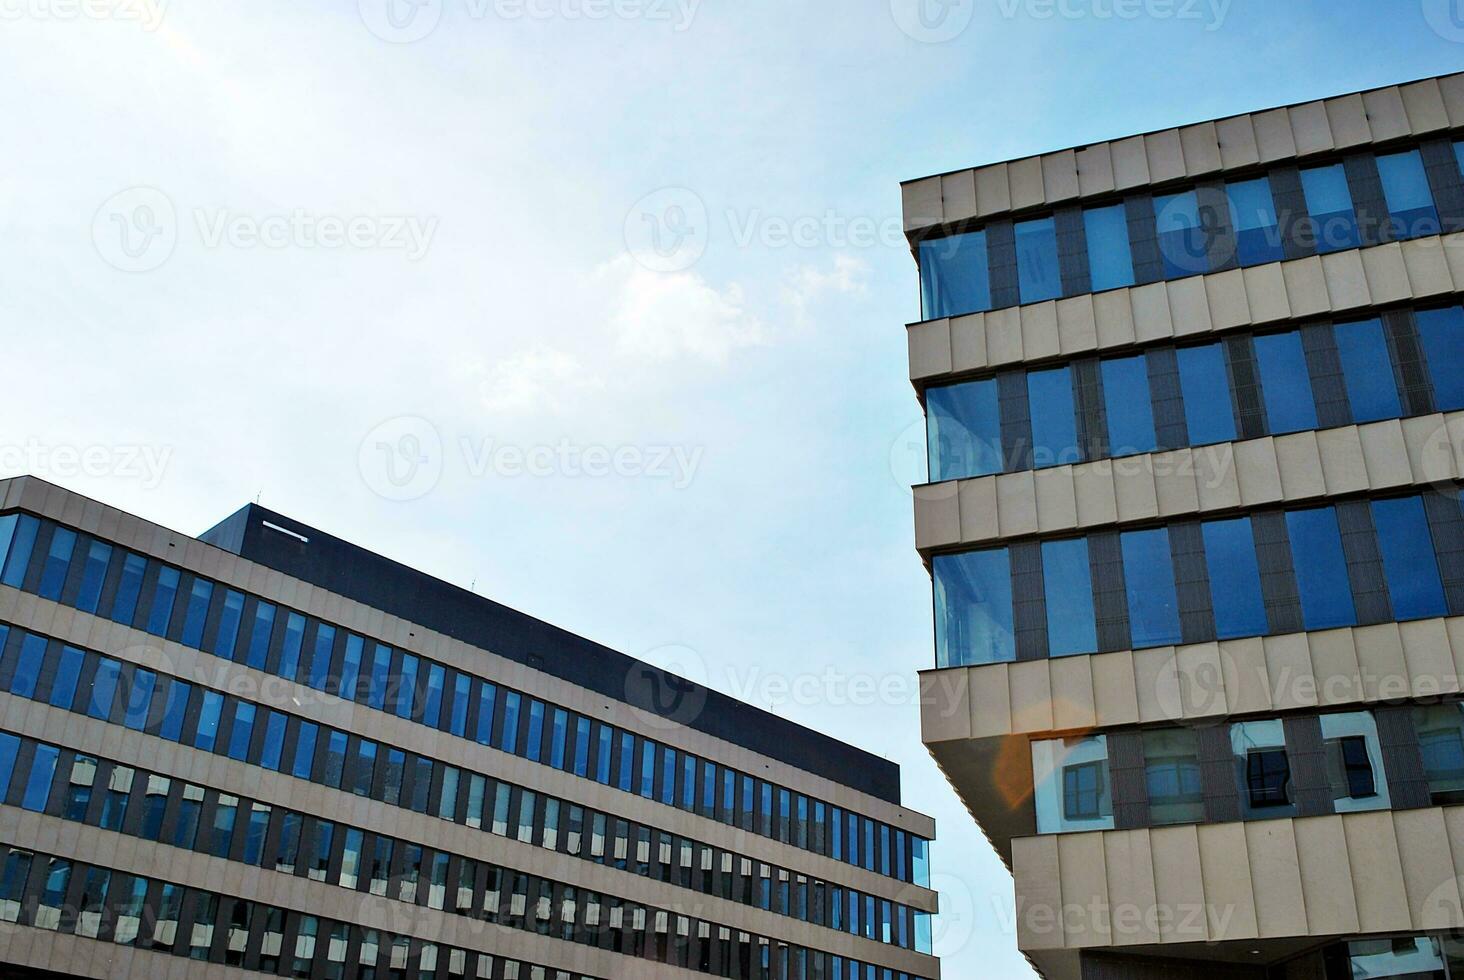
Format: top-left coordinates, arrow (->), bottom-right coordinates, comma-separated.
782,254 -> 868,327
473,347 -> 601,415
601,255 -> 763,364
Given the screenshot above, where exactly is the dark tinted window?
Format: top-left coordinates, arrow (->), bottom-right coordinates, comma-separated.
1042,538 -> 1096,657
1027,366 -> 1078,468
1084,204 -> 1134,292
1202,517 -> 1267,640
1226,177 -> 1283,265
1372,496 -> 1447,621
926,379 -> 1002,482
1120,528 -> 1181,648
1300,163 -> 1361,253
1254,331 -> 1318,434
1417,306 -> 1464,411
1154,191 -> 1208,278
1334,318 -> 1401,422
1176,343 -> 1236,445
933,549 -> 1013,667
1285,507 -> 1356,630
919,231 -> 990,319
1014,217 -> 1061,303
1101,355 -> 1157,456
1376,149 -> 1440,239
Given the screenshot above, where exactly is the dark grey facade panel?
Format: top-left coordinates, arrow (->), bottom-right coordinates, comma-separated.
1010,542 -> 1049,662
1224,335 -> 1267,441
1423,491 -> 1464,615
1196,180 -> 1238,274
1375,704 -> 1433,811
1299,321 -> 1351,430
997,369 -> 1035,472
986,220 -> 1020,310
1281,714 -> 1331,817
1125,193 -> 1164,285
1334,499 -> 1392,626
1072,358 -> 1107,462
1087,531 -> 1131,653
1269,164 -> 1312,262
1106,731 -> 1149,831
1420,137 -> 1464,235
1145,347 -> 1188,451
1196,723 -> 1241,824
1382,309 -> 1437,417
1342,152 -> 1391,247
1054,204 -> 1091,298
1251,512 -> 1304,635
1168,522 -> 1215,645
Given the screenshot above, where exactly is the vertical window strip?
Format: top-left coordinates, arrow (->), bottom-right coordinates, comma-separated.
1299,321 -> 1352,429
1333,500 -> 1392,626
1381,310 -> 1437,417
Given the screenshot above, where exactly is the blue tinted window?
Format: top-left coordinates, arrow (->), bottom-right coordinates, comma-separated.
228,702 -> 255,761
1042,538 -> 1096,657
1176,343 -> 1236,445
0,515 -> 37,588
1084,204 -> 1134,292
1334,318 -> 1401,422
1202,517 -> 1268,639
1456,141 -> 1464,176
500,691 -> 520,754
1121,528 -> 1181,648
919,231 -> 990,319
158,679 -> 189,742
474,681 -> 497,746
550,708 -> 568,769
244,602 -> 274,669
1285,507 -> 1357,630
926,379 -> 1002,482
110,553 -> 145,626
422,664 -> 445,728
367,644 -> 391,710
123,668 -> 154,730
278,612 -> 305,680
1101,355 -> 1157,456
338,634 -> 363,700
0,516 -> 15,586
49,645 -> 83,710
179,578 -> 212,648
307,624 -> 335,692
1154,191 -> 1208,278
641,743 -> 656,799
396,653 -> 417,720
146,566 -> 179,637
87,658 -> 119,721
1372,497 -> 1447,621
10,633 -> 45,699
448,674 -> 469,737
933,549 -> 1014,667
525,699 -> 545,762
1417,306 -> 1464,411
1377,150 -> 1439,239
1028,366 -> 1078,468
1254,332 -> 1318,434
293,721 -> 318,779
574,718 -> 590,777
1014,216 -> 1061,303
22,744 -> 57,812
597,725 -> 613,784
38,527 -> 75,601
194,690 -> 223,751
260,710 -> 287,771
1300,164 -> 1361,253
212,590 -> 244,659
0,733 -> 19,798
1226,178 -> 1283,265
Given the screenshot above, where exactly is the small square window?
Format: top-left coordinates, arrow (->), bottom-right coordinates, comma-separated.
1245,748 -> 1290,808
1062,762 -> 1105,821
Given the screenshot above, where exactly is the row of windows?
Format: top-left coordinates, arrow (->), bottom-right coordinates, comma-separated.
0,512 -> 929,886
0,621 -> 929,952
0,843 -> 598,979
925,304 -> 1464,481
0,845 -> 929,980
1036,701 -> 1464,838
0,721 -> 932,954
1328,935 -> 1464,979
919,139 -> 1464,320
1035,708 -> 1393,834
934,491 -> 1464,667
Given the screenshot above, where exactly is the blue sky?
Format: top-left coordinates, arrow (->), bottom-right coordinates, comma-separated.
2,1 -> 1461,975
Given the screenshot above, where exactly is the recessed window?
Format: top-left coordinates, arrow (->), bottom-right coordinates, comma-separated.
1175,342 -> 1236,445
1416,305 -> 1464,412
1300,163 -> 1361,253
1142,728 -> 1204,826
1372,496 -> 1447,621
1232,719 -> 1293,817
1285,506 -> 1357,631
1346,937 -> 1446,980
1100,354 -> 1157,456
1334,318 -> 1401,422
1154,190 -> 1209,278
1027,366 -> 1079,468
1014,217 -> 1061,304
926,379 -> 1002,482
1226,177 -> 1283,265
1254,331 -> 1318,434
1120,528 -> 1181,648
1041,538 -> 1097,658
933,549 -> 1014,668
1083,203 -> 1134,292
1321,711 -> 1389,813
1377,149 -> 1440,240
1415,703 -> 1464,805
919,231 -> 990,319
1032,736 -> 1113,834
1201,516 -> 1268,640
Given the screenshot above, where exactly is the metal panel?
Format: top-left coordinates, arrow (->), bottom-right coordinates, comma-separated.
1055,204 -> 1092,297
1251,511 -> 1304,634
1299,320 -> 1351,429
1334,499 -> 1392,625
1197,180 -> 1237,273
1011,541 -> 1049,662
1342,152 -> 1390,247
1145,347 -> 1189,451
1168,521 -> 1215,645
1424,491 -> 1464,615
1197,723 -> 1241,824
998,369 -> 1034,472
1072,358 -> 1107,462
987,219 -> 1020,310
1375,704 -> 1433,810
1088,531 -> 1131,653
1106,731 -> 1150,831
1281,714 -> 1331,817
1382,309 -> 1437,417
1125,193 -> 1164,285
1225,334 -> 1267,440
1269,164 -> 1314,262
1420,137 -> 1464,234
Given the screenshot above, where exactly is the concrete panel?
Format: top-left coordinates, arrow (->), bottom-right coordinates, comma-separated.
903,177 -> 943,232
1234,437 -> 1285,506
908,319 -> 952,379
920,669 -> 972,743
1361,242 -> 1412,305
913,483 -> 961,550
1202,268 -> 1249,331
1307,628 -> 1365,706
1439,74 -> 1464,127
1073,462 -> 1119,528
1091,651 -> 1141,728
1021,301 -> 1062,361
1273,430 -> 1327,501
1042,149 -> 1081,203
1094,289 -> 1137,349
1253,107 -> 1299,163
958,476 -> 1000,542
1193,442 -> 1242,511
1402,78 -> 1452,134
1102,831 -> 1160,946
1013,834 -> 1066,951
1131,282 -> 1176,343
1179,121 -> 1223,176
1265,633 -> 1319,711
1144,130 -> 1186,184
1219,637 -> 1274,715
996,470 -> 1040,536
1402,413 -> 1459,485
1008,659 -> 1055,734
1034,466 -> 1079,534
1110,136 -> 1151,191
986,306 -> 1024,366
1152,449 -> 1200,517
1056,295 -> 1099,355
1176,642 -> 1226,719
1050,655 -> 1097,732
1357,419 -> 1413,488
1244,819 -> 1307,938
1323,93 -> 1372,148
1315,425 -> 1370,495
1132,646 -> 1183,723
941,170 -> 978,224
1112,460 -> 1159,523
1242,262 -> 1291,326
1401,617 -> 1459,699
1292,815 -> 1361,936
1402,237 -> 1457,296
1216,114 -> 1261,170
1395,807 -> 1463,929
1321,249 -> 1371,311
1076,143 -> 1116,197
1355,623 -> 1411,704
1058,832 -> 1112,947
1363,86 -> 1411,141
1343,811 -> 1411,933
970,662 -> 1014,739
1148,825 -> 1207,944
1009,156 -> 1046,211
976,163 -> 1012,217
1281,255 -> 1332,317
950,312 -> 989,372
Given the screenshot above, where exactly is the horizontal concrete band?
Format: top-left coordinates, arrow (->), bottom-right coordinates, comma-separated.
0,809 -> 693,979
0,927 -> 260,980
920,615 -> 1464,744
902,74 -> 1464,236
0,476 -> 933,838
907,234 -> 1464,386
0,692 -> 936,976
0,589 -> 936,919
914,413 -> 1464,553
1011,806 -> 1464,954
